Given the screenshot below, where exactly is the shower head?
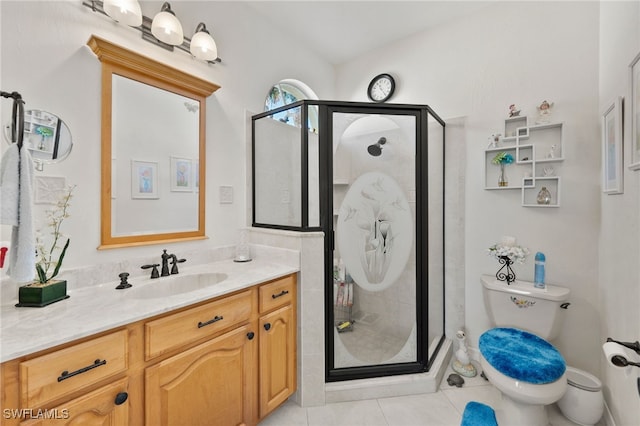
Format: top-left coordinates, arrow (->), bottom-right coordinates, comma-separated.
367,137 -> 386,157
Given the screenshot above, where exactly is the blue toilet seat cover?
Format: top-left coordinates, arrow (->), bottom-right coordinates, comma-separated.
479,327 -> 566,384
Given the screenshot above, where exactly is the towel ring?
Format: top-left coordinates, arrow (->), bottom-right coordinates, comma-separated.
1,90 -> 25,150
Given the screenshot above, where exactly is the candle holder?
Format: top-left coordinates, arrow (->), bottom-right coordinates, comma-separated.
496,255 -> 515,285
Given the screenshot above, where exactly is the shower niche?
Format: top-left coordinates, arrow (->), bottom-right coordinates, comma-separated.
252,101 -> 445,382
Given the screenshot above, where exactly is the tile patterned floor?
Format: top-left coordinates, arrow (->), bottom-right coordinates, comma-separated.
259,364 -> 604,426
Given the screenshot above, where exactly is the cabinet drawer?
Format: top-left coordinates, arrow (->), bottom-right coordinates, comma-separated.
145,289 -> 253,360
20,330 -> 128,408
259,274 -> 295,314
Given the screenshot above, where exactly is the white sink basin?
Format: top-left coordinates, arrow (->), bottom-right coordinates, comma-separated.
129,272 -> 228,299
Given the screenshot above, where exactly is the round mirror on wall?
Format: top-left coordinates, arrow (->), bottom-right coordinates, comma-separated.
4,110 -> 73,169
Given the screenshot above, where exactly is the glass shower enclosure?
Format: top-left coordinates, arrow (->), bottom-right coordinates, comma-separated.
252,101 -> 445,382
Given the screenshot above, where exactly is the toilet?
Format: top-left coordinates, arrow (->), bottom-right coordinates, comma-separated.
479,274 -> 571,426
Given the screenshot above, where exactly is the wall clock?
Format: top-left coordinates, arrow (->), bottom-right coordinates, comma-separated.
367,73 -> 395,103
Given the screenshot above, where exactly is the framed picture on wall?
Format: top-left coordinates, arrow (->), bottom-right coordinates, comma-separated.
629,51 -> 640,171
131,160 -> 159,199
170,156 -> 193,191
602,96 -> 623,194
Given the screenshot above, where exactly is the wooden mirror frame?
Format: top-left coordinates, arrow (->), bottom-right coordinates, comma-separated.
88,35 -> 220,249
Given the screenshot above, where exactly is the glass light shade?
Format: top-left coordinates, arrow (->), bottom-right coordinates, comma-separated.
190,31 -> 218,61
151,10 -> 184,46
103,0 -> 142,27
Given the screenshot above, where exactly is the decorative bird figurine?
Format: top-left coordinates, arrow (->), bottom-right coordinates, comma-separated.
452,330 -> 477,377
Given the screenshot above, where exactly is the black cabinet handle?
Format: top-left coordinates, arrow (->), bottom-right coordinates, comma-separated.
247,332 -> 255,340
114,392 -> 128,406
58,359 -> 107,382
272,290 -> 289,299
198,315 -> 224,328
264,323 -> 271,331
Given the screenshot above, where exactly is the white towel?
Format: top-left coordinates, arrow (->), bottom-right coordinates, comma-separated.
7,146 -> 35,283
0,144 -> 20,226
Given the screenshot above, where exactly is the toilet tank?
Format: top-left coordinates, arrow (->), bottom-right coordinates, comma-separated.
481,275 -> 570,340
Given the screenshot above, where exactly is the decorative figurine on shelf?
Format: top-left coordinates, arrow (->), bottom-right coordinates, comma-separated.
543,166 -> 555,176
537,187 -> 552,205
546,144 -> 557,159
452,330 -> 477,378
508,104 -> 521,117
536,100 -> 554,124
487,133 -> 501,149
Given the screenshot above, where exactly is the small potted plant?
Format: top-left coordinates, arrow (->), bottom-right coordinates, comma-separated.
492,151 -> 514,187
18,185 -> 75,307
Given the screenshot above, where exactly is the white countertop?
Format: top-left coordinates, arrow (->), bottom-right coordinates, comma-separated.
0,258 -> 298,362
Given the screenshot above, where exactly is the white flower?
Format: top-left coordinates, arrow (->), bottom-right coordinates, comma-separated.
487,242 -> 529,264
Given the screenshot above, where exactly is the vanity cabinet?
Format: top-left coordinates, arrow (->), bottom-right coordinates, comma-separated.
258,275 -> 296,418
145,324 -> 257,426
0,273 -> 297,426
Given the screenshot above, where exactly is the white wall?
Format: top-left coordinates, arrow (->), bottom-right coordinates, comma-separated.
337,1 -> 602,373
598,2 -> 640,425
0,1 -> 334,270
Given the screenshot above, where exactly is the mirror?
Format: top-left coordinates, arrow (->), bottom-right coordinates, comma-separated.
87,35 -> 219,248
4,110 -> 73,170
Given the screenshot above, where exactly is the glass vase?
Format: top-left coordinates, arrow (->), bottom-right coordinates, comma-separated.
498,163 -> 508,187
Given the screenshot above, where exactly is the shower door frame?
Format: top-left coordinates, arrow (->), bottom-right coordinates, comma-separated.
321,102 -> 445,382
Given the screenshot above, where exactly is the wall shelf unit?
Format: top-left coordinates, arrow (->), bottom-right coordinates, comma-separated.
484,116 -> 564,207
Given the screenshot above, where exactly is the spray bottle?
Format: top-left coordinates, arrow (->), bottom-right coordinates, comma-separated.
534,252 -> 546,289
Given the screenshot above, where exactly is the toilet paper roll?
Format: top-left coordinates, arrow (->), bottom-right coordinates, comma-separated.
602,341 -> 629,366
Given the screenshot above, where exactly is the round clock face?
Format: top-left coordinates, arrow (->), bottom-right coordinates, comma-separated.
367,73 -> 395,103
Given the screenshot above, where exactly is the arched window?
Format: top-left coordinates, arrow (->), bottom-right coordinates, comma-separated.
264,79 -> 319,132
264,79 -> 318,111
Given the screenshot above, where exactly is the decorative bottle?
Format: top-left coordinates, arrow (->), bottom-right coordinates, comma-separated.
534,252 -> 546,289
537,186 -> 551,205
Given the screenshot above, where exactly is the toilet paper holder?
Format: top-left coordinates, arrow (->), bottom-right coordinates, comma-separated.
606,337 -> 640,356
606,338 -> 640,369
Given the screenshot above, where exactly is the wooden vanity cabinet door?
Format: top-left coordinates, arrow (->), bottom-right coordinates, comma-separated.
259,304 -> 296,418
19,378 -> 129,426
145,324 -> 258,426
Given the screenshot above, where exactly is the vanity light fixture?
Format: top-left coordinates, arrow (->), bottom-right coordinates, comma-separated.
82,0 -> 222,64
190,23 -> 218,62
151,2 -> 183,46
102,0 -> 142,27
